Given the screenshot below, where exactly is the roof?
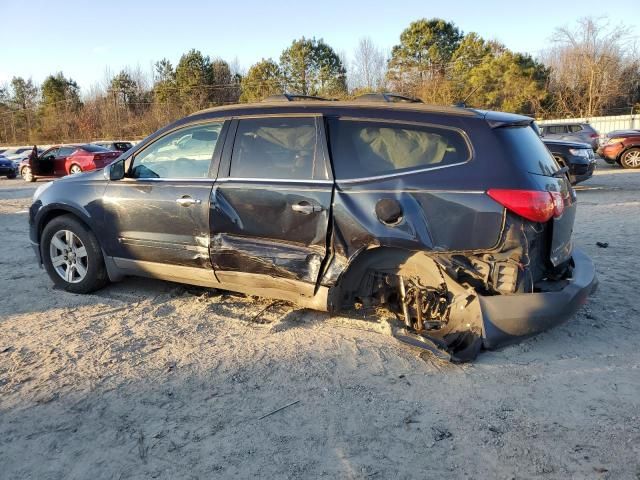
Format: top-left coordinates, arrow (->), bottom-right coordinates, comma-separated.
192,100 -> 481,118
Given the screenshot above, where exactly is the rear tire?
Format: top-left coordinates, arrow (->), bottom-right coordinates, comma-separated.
69,164 -> 82,174
7,171 -> 17,179
620,148 -> 640,169
41,215 -> 109,294
21,166 -> 36,182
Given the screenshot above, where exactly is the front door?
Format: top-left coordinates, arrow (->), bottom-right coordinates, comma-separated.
102,121 -> 227,284
210,116 -> 333,296
32,147 -> 58,176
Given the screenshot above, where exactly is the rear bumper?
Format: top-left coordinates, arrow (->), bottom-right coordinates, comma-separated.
480,248 -> 597,349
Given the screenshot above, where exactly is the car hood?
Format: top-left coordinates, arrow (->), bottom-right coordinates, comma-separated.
543,139 -> 591,149
54,168 -> 107,184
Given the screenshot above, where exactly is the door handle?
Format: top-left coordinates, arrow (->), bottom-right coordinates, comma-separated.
176,196 -> 201,207
291,201 -> 323,214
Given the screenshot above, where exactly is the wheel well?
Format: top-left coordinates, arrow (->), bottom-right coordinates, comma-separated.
38,209 -> 90,242
619,145 -> 640,159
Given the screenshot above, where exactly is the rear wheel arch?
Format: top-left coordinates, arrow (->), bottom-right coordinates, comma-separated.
332,247 -> 447,307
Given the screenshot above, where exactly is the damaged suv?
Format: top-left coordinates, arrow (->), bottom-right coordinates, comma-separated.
29,94 -> 597,361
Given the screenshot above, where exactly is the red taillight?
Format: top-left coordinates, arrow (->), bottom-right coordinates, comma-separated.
590,133 -> 599,138
487,189 -> 565,223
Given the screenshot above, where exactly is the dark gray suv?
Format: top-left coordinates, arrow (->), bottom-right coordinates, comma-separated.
28,94 -> 597,361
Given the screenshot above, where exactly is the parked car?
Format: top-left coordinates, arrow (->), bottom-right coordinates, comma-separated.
0,156 -> 17,178
597,130 -> 640,168
91,140 -> 134,153
542,138 -> 596,184
28,94 -> 597,361
539,122 -> 600,150
20,144 -> 120,182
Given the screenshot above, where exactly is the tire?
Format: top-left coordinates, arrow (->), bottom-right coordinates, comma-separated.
41,214 -> 109,294
69,164 -> 82,174
620,148 -> 640,169
6,171 -> 17,179
21,166 -> 36,182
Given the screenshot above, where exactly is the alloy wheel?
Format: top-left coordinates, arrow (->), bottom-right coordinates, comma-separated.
49,229 -> 89,283
70,165 -> 82,174
22,167 -> 32,181
622,149 -> 640,169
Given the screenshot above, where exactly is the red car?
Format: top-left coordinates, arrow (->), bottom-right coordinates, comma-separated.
598,130 -> 640,169
20,144 -> 121,182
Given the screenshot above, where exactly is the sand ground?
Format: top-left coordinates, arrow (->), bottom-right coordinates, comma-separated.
0,160 -> 639,479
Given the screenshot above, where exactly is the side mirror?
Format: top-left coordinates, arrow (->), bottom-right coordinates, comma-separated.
108,159 -> 125,180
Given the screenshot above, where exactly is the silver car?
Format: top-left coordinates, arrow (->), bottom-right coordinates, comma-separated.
540,123 -> 600,150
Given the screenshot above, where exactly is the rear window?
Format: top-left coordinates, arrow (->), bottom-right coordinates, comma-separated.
328,118 -> 470,180
81,144 -> 110,153
495,126 -> 560,176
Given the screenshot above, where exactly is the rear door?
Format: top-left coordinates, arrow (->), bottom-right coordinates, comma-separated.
55,146 -> 77,175
210,115 -> 333,294
102,121 -> 227,279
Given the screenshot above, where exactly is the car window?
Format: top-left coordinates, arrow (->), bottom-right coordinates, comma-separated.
230,117 -> 327,180
41,148 -> 59,160
547,125 -> 566,134
569,125 -> 583,133
115,142 -> 132,151
495,126 -> 561,176
58,146 -> 77,157
327,118 -> 470,180
82,144 -> 110,153
131,122 -> 222,179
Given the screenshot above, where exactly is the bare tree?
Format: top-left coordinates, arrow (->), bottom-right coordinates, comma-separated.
544,17 -> 638,117
351,37 -> 387,92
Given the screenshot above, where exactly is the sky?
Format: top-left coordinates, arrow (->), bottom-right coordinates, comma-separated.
2,0 -> 639,94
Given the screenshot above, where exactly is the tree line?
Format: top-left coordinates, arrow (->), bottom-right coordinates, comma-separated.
1,16 -> 639,145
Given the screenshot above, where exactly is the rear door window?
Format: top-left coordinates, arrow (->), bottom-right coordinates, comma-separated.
327,118 -> 470,180
57,146 -> 77,157
569,125 -> 583,133
495,126 -> 560,176
229,117 -> 328,180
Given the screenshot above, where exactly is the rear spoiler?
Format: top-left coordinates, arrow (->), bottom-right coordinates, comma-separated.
478,110 -> 535,129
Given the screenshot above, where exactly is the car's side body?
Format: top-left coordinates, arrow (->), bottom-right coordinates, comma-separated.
598,131 -> 640,167
29,101 -> 597,360
542,138 -> 596,184
20,144 -> 120,180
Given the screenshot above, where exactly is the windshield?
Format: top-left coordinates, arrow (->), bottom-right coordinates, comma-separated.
495,125 -> 561,176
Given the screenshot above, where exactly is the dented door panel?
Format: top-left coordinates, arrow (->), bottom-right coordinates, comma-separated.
320,174 -> 505,286
103,180 -> 214,269
210,180 -> 332,283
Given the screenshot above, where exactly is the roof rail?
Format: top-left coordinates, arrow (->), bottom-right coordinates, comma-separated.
262,94 -> 334,102
355,92 -> 423,104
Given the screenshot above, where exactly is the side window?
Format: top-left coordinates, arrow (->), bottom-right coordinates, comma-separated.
230,117 -> 327,180
41,148 -> 59,161
58,146 -> 77,157
569,125 -> 583,133
547,125 -> 567,134
130,122 -> 222,179
327,118 -> 471,180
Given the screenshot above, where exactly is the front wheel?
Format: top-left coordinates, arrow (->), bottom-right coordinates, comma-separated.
41,215 -> 109,293
69,164 -> 82,174
21,166 -> 36,182
620,148 -> 640,169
